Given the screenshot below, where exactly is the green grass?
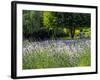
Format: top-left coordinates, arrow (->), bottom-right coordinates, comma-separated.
23,50 -> 72,69
78,46 -> 91,66
23,47 -> 91,69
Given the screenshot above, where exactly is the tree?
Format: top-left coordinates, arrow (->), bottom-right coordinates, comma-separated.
64,13 -> 91,38
43,12 -> 59,38
43,11 -> 91,39
23,10 -> 41,38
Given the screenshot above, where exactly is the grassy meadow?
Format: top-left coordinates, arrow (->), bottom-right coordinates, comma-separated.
23,40 -> 91,69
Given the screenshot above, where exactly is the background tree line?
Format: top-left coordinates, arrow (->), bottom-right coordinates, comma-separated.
23,10 -> 91,40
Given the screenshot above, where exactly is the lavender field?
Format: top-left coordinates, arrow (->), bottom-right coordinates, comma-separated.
23,39 -> 91,69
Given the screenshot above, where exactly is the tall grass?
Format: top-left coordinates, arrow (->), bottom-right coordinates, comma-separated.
78,45 -> 91,66
23,40 -> 91,69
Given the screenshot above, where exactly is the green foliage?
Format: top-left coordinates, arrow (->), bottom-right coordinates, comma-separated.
43,12 -> 64,29
63,13 -> 91,27
23,10 -> 41,36
43,12 -> 52,28
43,11 -> 91,39
43,12 -> 90,28
23,10 -> 91,39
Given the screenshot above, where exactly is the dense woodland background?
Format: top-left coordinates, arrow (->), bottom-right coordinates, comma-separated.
23,10 -> 91,41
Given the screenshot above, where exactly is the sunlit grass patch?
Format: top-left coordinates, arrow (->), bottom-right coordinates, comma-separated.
78,46 -> 91,66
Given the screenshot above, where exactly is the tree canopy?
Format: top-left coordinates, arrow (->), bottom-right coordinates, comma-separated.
23,10 -> 91,40
43,11 -> 90,38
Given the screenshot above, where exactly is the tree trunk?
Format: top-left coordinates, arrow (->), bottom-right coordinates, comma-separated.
70,27 -> 75,39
